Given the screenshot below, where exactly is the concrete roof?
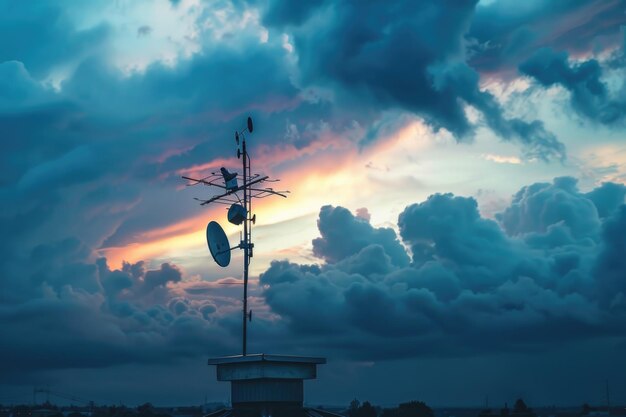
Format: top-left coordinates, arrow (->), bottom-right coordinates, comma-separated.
207,353 -> 326,365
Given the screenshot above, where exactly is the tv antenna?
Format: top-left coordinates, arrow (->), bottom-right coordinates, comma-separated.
182,117 -> 289,356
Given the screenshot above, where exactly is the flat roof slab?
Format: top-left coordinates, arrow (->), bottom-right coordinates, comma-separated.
208,353 -> 326,365
208,353 -> 326,382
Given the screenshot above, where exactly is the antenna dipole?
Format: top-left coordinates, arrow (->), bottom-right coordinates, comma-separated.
182,117 -> 289,357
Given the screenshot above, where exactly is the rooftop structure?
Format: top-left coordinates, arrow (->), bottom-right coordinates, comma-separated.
208,354 -> 326,415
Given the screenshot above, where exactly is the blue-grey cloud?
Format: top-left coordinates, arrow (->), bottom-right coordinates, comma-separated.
5,0 -> 622,270
260,177 -> 626,359
594,205 -> 626,306
3,0 -> 624,269
585,181 -> 626,218
2,0 -> 626,394
2,175 -> 625,383
520,47 -> 626,125
496,176 -> 601,240
400,193 -> 514,272
0,251 -> 237,378
144,263 -> 182,289
0,10 -> 306,254
468,0 -> 626,74
0,1 -> 109,78
313,205 -> 409,267
261,0 -> 566,160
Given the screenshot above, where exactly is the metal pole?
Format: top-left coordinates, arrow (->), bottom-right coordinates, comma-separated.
242,137 -> 248,356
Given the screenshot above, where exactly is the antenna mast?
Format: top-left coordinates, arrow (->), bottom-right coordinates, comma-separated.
182,117 -> 288,356
241,125 -> 250,356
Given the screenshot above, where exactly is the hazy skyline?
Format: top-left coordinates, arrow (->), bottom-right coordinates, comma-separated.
1,0 -> 626,408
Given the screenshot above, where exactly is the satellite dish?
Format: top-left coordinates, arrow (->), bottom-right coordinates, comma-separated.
228,203 -> 247,225
206,221 -> 231,267
247,117 -> 254,133
235,131 -> 239,145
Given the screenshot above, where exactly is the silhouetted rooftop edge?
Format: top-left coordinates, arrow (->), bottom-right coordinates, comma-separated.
207,354 -> 326,365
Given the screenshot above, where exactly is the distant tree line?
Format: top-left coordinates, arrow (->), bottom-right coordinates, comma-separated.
347,399 -> 434,417
0,402 -> 205,417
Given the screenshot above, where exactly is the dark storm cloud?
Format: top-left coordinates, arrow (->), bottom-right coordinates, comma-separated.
0,0 -> 383,255
2,0 -> 623,265
29,238 -> 101,295
262,0 -> 326,27
468,0 -> 626,74
0,61 -> 53,108
0,1 -> 109,78
312,205 -> 409,266
144,263 -> 182,289
399,192 -> 515,275
594,205 -> 626,305
496,176 -> 601,239
260,177 -> 626,359
3,0 -> 626,387
0,250 -> 236,377
260,0 -> 566,160
8,0 -> 621,266
585,181 -> 626,217
519,47 -> 626,125
1,176 -> 624,377
0,3 -> 307,254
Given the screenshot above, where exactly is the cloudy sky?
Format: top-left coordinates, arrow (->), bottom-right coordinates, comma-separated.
2,0 -> 626,408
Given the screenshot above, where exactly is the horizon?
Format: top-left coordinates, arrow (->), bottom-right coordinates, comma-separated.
1,0 -> 626,410
2,392 -> 625,409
